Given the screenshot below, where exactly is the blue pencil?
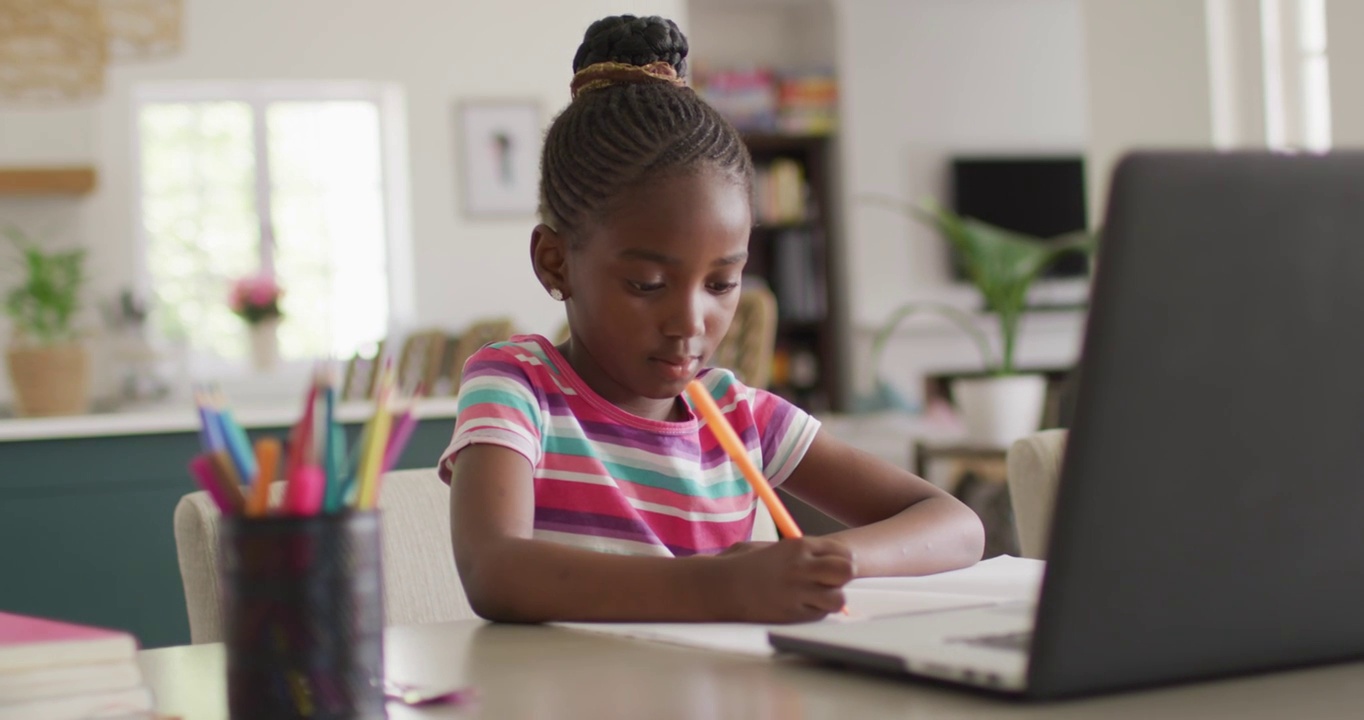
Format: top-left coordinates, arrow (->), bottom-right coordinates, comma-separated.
212,388 -> 259,484
195,388 -> 227,454
194,403 -> 215,453
322,373 -> 345,512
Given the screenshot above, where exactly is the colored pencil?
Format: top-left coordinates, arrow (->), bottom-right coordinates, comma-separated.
194,387 -> 227,454
283,465 -> 325,517
207,450 -> 248,514
355,365 -> 394,509
212,387 -> 259,486
248,438 -> 282,517
323,366 -> 342,509
340,411 -> 371,507
188,455 -> 233,514
686,380 -> 849,615
685,381 -> 802,539
381,397 -> 419,473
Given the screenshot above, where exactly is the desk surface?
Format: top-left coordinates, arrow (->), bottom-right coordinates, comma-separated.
140,619 -> 1364,719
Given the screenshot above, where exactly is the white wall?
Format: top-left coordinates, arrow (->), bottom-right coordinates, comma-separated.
1327,0 -> 1364,146
0,0 -> 684,407
687,0 -> 835,71
1206,0 -> 1267,149
833,0 -> 1089,403
1081,0 -> 1215,220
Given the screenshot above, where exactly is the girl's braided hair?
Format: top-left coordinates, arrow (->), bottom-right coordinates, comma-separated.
539,15 -> 753,242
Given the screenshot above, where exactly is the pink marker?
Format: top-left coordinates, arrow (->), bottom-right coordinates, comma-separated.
283,466 -> 326,516
381,410 -> 419,474
189,455 -> 233,514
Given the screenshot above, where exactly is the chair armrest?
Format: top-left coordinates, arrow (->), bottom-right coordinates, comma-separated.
1006,429 -> 1068,559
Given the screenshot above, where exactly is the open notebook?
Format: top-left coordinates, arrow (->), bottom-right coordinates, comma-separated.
555,555 -> 1044,657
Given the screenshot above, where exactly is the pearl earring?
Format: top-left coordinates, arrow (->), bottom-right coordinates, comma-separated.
549,287 -> 564,301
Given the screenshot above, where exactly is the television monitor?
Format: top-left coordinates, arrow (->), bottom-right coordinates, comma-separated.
950,156 -> 1089,278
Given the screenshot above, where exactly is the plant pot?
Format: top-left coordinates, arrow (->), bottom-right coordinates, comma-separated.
247,318 -> 280,372
5,341 -> 92,417
952,374 -> 1047,447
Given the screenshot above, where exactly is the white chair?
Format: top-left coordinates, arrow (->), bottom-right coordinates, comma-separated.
1005,429 -> 1068,559
173,468 -> 474,644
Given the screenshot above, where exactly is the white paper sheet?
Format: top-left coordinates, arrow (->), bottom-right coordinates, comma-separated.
847,555 -> 1045,603
555,556 -> 1046,657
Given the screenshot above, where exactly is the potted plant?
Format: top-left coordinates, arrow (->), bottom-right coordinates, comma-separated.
229,273 -> 284,372
2,227 -> 91,416
865,197 -> 1096,446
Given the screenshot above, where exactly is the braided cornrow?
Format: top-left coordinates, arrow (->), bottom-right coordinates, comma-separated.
540,15 -> 753,242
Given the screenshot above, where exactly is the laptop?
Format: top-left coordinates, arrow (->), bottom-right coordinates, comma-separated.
769,151 -> 1364,699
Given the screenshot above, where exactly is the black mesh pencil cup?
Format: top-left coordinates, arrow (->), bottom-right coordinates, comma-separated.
220,510 -> 386,720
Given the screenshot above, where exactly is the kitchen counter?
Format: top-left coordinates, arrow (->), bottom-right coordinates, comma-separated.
0,397 -> 461,442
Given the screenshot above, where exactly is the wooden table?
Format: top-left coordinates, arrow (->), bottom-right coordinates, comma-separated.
140,619 -> 1364,719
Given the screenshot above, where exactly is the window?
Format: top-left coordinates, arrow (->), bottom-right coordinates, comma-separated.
1296,0 -> 1330,151
134,82 -> 411,371
1260,0 -> 1331,151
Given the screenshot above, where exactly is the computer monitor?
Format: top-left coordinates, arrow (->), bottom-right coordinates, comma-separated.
951,156 -> 1089,278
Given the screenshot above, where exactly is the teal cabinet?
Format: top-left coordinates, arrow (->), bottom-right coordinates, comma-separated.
0,417 -> 454,648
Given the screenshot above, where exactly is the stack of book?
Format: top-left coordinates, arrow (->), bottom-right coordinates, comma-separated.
0,611 -> 155,719
776,71 -> 838,135
695,66 -> 778,133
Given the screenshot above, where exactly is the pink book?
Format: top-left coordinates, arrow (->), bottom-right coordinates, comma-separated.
0,612 -> 138,673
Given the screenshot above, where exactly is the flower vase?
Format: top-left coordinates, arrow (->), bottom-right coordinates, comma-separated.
952,374 -> 1048,447
5,340 -> 92,416
248,318 -> 280,373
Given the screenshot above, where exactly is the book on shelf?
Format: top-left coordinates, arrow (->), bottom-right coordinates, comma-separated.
753,157 -> 809,225
696,66 -> 778,133
770,228 -> 827,323
697,66 -> 838,135
0,611 -> 154,720
776,71 -> 837,135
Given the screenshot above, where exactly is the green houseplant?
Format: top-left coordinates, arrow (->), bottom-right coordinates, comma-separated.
863,197 -> 1097,444
2,226 -> 92,416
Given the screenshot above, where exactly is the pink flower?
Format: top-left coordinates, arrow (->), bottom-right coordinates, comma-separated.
228,273 -> 284,324
246,277 -> 280,306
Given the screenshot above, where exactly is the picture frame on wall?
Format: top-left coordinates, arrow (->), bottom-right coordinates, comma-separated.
456,99 -> 541,218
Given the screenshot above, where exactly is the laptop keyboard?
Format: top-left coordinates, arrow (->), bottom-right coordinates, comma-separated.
952,630 -> 1033,652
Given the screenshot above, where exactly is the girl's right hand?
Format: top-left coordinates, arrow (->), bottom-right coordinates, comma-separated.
711,537 -> 855,623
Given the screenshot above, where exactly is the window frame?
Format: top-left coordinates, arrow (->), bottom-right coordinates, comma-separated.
130,80 -> 416,382
1259,0 -> 1332,151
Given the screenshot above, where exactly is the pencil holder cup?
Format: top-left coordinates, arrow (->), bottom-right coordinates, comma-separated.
220,510 -> 386,720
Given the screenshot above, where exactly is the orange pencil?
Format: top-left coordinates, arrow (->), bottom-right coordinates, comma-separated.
248,438 -> 282,517
685,381 -> 802,539
686,380 -> 850,616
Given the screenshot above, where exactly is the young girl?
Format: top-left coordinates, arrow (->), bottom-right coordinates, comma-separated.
441,15 -> 984,624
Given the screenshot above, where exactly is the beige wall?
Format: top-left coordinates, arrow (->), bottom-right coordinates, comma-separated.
0,0 -> 684,406
1080,0 -> 1215,222
1327,0 -> 1364,146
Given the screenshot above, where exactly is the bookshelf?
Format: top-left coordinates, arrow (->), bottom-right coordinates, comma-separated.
742,133 -> 843,412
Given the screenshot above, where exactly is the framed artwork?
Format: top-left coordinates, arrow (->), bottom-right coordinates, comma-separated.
456,99 -> 541,218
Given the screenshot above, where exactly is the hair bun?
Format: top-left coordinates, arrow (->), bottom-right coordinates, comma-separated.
573,15 -> 689,79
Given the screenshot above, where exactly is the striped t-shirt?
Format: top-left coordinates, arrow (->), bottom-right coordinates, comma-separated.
438,334 -> 820,557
